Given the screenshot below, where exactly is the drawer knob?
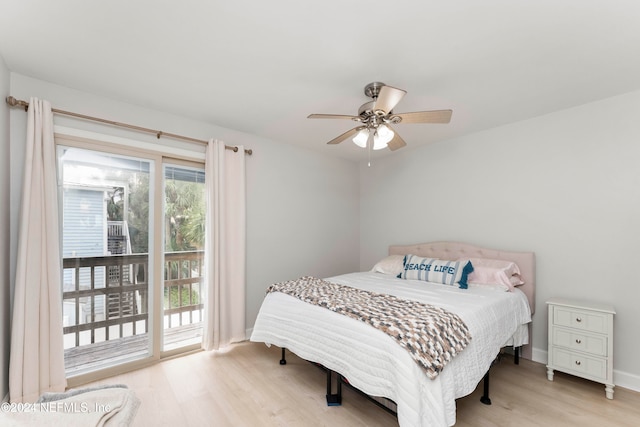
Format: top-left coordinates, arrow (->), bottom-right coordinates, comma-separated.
576,339 -> 582,344
575,360 -> 582,366
576,317 -> 582,322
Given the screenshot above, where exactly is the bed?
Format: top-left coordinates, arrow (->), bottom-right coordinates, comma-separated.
250,241 -> 535,426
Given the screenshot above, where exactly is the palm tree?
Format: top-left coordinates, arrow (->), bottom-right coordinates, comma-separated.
125,172 -> 205,254
164,178 -> 205,251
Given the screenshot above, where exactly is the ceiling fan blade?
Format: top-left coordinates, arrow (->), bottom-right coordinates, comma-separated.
386,129 -> 407,151
374,85 -> 406,115
326,127 -> 363,145
308,113 -> 360,120
393,109 -> 453,124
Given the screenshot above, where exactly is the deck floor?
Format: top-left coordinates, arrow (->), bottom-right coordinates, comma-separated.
64,323 -> 202,375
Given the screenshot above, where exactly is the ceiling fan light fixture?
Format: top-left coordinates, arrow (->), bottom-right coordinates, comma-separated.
352,128 -> 369,148
352,125 -> 395,150
373,124 -> 394,150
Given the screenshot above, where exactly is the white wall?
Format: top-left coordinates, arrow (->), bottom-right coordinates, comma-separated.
245,134 -> 360,326
8,74 -> 360,338
359,90 -> 640,390
0,54 -> 10,401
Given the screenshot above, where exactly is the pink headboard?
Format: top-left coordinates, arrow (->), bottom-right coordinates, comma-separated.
388,241 -> 536,315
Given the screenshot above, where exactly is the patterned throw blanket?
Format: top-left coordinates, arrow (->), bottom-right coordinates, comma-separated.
266,276 -> 472,379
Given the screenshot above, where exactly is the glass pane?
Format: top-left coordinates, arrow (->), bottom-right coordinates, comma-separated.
162,164 -> 205,351
58,146 -> 152,375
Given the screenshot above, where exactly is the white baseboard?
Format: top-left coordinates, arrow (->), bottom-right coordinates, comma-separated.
613,370 -> 640,393
530,346 -> 640,393
531,347 -> 547,365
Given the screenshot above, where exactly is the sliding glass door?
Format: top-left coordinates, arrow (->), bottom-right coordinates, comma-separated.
58,146 -> 154,376
57,142 -> 206,377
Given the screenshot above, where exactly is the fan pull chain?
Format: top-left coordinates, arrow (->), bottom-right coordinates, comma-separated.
367,128 -> 374,167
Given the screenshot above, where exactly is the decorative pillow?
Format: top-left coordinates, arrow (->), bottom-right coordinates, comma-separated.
371,255 -> 406,276
397,254 -> 473,289
463,258 -> 524,292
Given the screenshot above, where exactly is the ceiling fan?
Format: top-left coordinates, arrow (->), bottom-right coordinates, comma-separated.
308,82 -> 452,151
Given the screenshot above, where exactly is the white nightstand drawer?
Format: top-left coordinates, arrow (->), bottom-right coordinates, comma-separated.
552,327 -> 607,357
553,306 -> 608,334
552,347 -> 607,381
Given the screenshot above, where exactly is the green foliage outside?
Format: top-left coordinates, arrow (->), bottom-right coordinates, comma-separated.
107,169 -> 205,309
106,172 -> 205,254
164,178 -> 205,251
164,285 -> 200,309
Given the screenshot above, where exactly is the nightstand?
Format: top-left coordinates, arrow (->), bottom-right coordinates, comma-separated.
546,298 -> 615,399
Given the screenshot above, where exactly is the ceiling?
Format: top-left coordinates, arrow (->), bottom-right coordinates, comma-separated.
1,1 -> 640,161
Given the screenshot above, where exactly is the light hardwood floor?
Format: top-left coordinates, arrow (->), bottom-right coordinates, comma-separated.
86,341 -> 640,426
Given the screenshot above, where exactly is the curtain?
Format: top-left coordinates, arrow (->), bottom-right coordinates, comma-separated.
9,98 -> 67,402
202,139 -> 246,350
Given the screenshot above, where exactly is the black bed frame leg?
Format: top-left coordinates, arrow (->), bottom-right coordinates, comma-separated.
480,370 -> 491,405
514,346 -> 520,365
326,369 -> 342,406
280,347 -> 287,365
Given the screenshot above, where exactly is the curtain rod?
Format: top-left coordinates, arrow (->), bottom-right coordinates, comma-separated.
5,96 -> 253,155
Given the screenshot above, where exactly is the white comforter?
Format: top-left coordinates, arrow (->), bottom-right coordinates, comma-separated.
250,272 -> 531,427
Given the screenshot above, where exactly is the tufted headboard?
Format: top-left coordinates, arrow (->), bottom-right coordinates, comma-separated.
388,241 -> 536,315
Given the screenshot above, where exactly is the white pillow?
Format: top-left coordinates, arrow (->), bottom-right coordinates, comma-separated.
371,255 -> 405,276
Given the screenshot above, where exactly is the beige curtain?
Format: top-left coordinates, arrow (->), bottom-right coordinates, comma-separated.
9,98 -> 67,402
202,139 -> 246,350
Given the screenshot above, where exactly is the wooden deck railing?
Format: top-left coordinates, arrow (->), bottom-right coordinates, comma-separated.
62,250 -> 204,349
164,250 -> 204,328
